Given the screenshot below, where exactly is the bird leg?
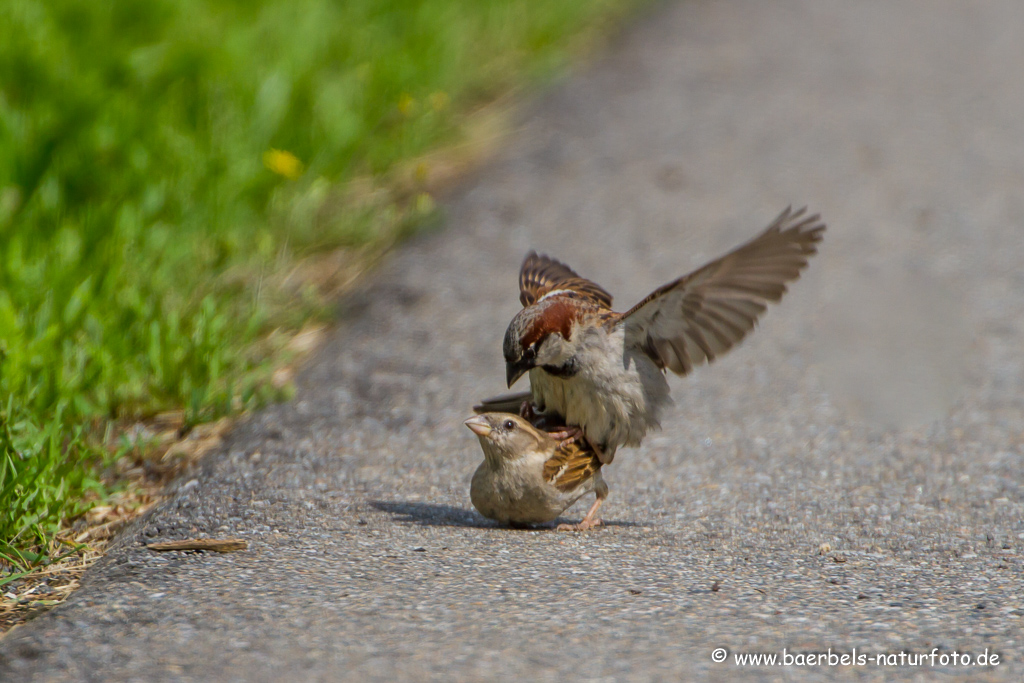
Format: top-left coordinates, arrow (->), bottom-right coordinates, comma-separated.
583,436 -> 606,463
556,497 -> 604,532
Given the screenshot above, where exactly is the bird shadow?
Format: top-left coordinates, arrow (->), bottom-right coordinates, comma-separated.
369,500 -> 495,528
369,500 -> 643,530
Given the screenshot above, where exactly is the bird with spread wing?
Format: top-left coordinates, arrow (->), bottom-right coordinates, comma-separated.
477,206 -> 825,470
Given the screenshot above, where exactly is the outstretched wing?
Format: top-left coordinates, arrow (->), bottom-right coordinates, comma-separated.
518,251 -> 613,308
617,206 -> 825,375
542,439 -> 602,493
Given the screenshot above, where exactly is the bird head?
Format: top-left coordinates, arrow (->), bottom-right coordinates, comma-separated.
464,413 -> 552,465
502,298 -> 580,387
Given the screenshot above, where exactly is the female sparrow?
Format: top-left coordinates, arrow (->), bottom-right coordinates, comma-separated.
464,413 -> 607,531
491,206 -> 825,463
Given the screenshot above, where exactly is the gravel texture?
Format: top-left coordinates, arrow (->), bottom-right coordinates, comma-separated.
3,0 -> 1024,680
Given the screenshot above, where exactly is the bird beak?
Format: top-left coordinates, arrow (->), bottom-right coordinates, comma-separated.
506,360 -> 529,388
464,415 -> 493,437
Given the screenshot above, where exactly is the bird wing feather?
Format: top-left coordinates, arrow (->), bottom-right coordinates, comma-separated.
542,439 -> 602,493
616,206 -> 825,375
518,251 -> 613,308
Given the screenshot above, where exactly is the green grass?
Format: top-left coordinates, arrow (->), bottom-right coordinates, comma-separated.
0,0 -> 642,563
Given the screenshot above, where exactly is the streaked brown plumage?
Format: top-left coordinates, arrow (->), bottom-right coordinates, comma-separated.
541,435 -> 603,494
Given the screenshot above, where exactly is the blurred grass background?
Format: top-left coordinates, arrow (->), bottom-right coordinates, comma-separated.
0,0 -> 641,566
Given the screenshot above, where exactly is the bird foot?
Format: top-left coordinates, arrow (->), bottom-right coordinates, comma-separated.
548,424 -> 583,443
519,400 -> 538,421
556,496 -> 605,532
556,518 -> 604,532
550,428 -> 606,462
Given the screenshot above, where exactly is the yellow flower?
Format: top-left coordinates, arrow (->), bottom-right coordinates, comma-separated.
414,192 -> 435,215
414,162 -> 429,184
428,91 -> 450,112
263,149 -> 303,180
397,93 -> 418,117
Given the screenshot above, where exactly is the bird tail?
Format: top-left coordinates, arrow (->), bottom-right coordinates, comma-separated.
472,391 -> 533,414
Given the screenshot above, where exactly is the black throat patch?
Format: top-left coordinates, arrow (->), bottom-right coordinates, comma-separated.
541,357 -> 580,379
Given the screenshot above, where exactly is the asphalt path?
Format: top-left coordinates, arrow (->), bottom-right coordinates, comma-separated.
3,1 -> 1024,680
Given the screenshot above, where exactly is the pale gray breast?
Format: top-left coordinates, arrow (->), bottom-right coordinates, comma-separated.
530,346 -> 670,451
470,457 -> 583,525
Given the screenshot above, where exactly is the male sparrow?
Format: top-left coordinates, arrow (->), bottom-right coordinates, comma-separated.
464,413 -> 607,531
490,206 -> 825,463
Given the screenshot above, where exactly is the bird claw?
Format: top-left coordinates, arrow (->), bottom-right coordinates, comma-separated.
556,518 -> 604,532
548,425 -> 583,443
558,497 -> 605,532
551,428 -> 606,462
519,401 -> 538,421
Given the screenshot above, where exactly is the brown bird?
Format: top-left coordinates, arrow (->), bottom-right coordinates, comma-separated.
483,206 -> 825,463
465,412 -> 607,531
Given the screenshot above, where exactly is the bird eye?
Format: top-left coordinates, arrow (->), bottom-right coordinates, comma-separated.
524,346 -> 536,360
503,419 -> 516,431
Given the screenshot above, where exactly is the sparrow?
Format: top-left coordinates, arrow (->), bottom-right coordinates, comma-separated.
485,206 -> 825,463
464,413 -> 607,531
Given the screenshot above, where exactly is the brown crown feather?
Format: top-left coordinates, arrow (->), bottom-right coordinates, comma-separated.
520,298 -> 581,349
